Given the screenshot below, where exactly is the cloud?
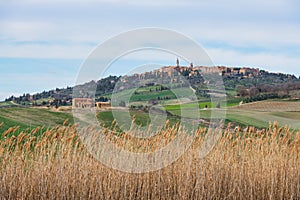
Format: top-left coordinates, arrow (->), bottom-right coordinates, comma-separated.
0,0 -> 299,99
0,43 -> 93,59
1,24 -> 300,76
1,0 -> 205,7
206,48 -> 300,76
1,0 -> 298,47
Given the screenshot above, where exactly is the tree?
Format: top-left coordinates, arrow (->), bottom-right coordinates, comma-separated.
149,99 -> 158,105
249,87 -> 259,97
119,101 -> 126,107
237,86 -> 249,97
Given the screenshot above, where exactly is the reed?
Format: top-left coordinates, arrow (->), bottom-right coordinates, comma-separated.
0,122 -> 299,199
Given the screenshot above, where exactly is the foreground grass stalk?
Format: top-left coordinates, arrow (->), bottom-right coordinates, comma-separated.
0,122 -> 299,199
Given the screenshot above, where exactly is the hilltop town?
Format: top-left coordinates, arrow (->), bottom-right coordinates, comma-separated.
3,60 -> 300,108
122,64 -> 262,81
121,58 -> 296,84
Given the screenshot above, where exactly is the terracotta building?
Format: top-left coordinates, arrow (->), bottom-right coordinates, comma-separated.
95,102 -> 111,109
72,98 -> 93,109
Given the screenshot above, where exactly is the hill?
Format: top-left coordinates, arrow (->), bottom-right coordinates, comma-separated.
3,65 -> 300,107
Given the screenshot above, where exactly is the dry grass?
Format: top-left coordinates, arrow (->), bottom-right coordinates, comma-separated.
233,100 -> 300,112
0,121 -> 300,199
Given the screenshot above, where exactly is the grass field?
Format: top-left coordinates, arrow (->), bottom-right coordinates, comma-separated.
0,107 -> 73,133
1,99 -> 298,134
110,86 -> 197,105
163,98 -> 242,111
232,100 -> 300,111
164,100 -> 300,129
97,98 -> 281,131
228,100 -> 300,129
0,101 -> 15,108
97,109 -> 181,132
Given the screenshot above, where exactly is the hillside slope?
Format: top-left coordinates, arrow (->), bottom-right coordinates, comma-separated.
0,107 -> 73,133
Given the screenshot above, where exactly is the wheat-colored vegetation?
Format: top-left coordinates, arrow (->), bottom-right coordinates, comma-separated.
0,120 -> 300,199
233,100 -> 300,112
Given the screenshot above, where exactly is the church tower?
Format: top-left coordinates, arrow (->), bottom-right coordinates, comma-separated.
176,58 -> 179,67
190,62 -> 193,69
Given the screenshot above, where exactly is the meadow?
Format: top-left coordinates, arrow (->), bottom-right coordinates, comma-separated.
0,107 -> 73,134
1,99 -> 300,134
165,100 -> 300,129
0,121 -> 300,199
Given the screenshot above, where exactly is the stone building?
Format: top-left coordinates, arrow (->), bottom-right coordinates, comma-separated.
72,98 -> 93,108
95,102 -> 111,109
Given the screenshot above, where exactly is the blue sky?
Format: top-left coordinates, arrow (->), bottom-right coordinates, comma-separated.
0,0 -> 300,100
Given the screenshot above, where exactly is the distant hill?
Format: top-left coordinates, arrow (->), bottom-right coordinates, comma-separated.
4,75 -> 120,107
4,66 -> 300,107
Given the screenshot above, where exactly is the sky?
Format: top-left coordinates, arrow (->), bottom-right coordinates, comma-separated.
0,0 -> 300,100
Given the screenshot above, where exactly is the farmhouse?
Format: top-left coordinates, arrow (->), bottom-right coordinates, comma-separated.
95,102 -> 110,109
72,98 -> 93,108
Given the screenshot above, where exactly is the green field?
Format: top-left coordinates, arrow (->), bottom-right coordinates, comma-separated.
164,107 -> 300,129
163,98 -> 242,111
0,107 -> 73,133
97,109 -> 181,132
0,101 -> 15,108
1,99 -> 300,135
164,100 -> 300,129
110,86 -> 198,105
